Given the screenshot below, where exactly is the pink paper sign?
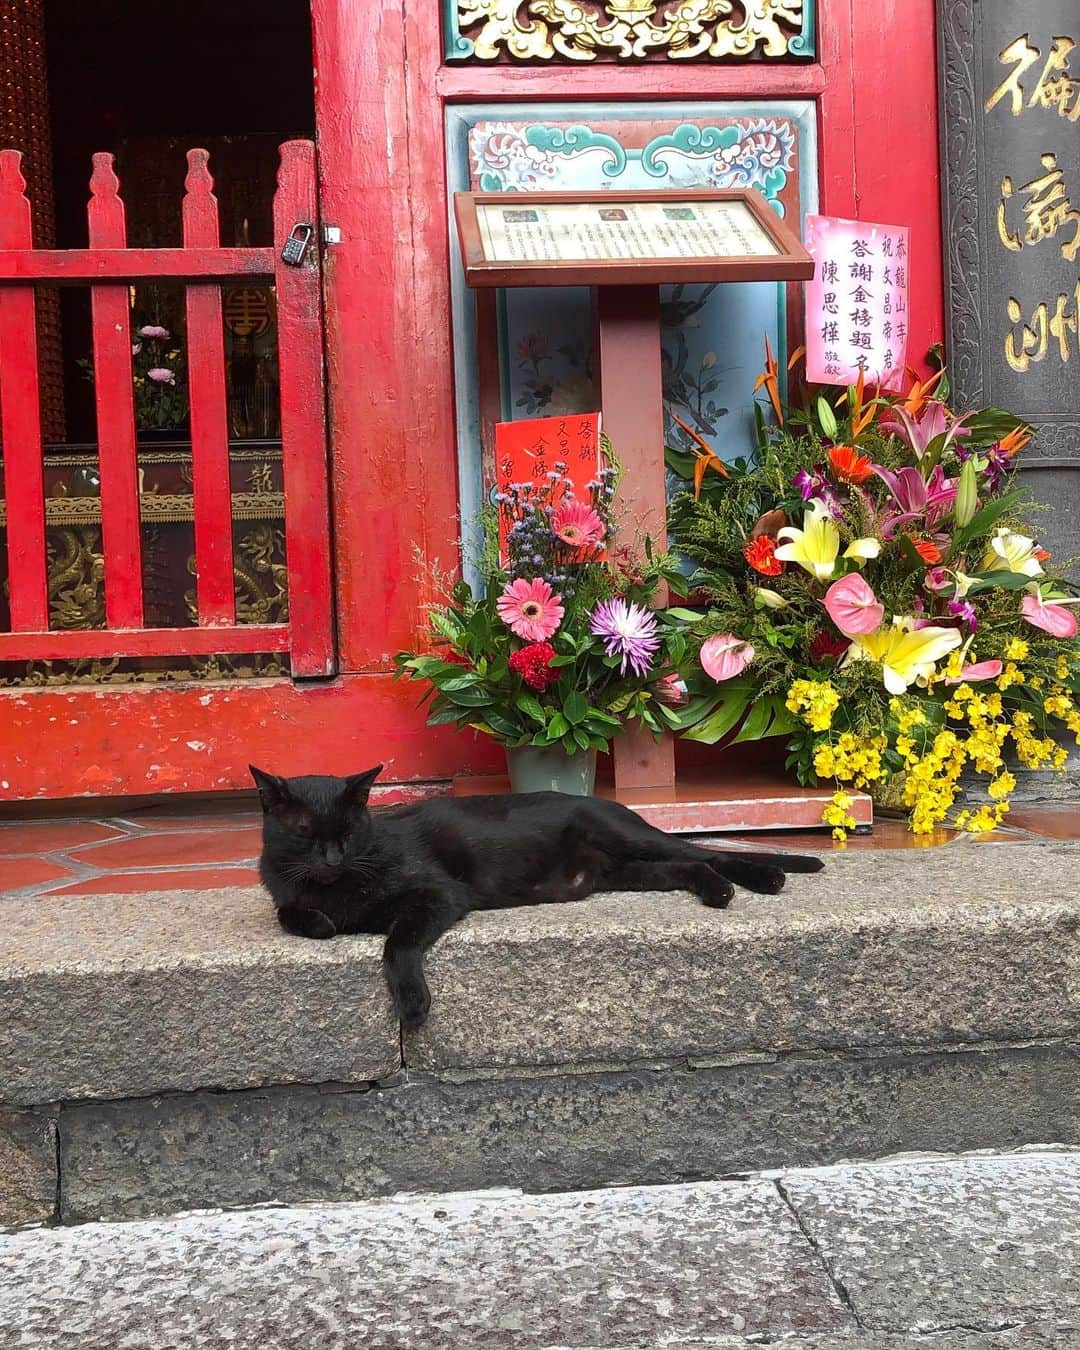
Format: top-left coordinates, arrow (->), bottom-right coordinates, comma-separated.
805,215 -> 911,391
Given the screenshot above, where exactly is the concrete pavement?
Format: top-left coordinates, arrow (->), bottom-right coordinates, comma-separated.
2,1149 -> 1078,1348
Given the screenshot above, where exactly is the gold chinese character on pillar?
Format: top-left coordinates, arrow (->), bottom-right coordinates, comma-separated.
447,0 -> 814,62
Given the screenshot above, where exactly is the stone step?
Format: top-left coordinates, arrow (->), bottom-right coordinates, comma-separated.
2,1153 -> 1079,1348
2,840 -> 1079,1225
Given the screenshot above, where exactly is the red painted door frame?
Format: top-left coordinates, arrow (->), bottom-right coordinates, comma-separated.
0,0 -> 943,802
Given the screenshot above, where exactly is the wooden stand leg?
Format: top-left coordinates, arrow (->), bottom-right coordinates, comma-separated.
594,285 -> 675,796
476,288 -> 501,485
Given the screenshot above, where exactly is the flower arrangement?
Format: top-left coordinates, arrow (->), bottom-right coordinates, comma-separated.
668,346 -> 1080,838
78,307 -> 189,431
129,321 -> 189,430
394,452 -> 689,762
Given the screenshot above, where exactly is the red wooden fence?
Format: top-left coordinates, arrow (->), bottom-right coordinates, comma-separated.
0,139 -> 336,676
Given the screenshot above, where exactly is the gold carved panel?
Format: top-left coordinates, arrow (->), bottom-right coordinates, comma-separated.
447,0 -> 815,62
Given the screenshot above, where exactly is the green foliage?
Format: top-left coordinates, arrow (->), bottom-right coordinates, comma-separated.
394,462 -> 691,757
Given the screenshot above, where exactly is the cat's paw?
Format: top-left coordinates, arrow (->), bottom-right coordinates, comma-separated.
390,973 -> 432,1030
708,858 -> 788,895
742,864 -> 788,895
277,904 -> 338,940
699,873 -> 735,908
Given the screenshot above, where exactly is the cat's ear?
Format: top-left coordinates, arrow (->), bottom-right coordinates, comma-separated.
249,765 -> 289,813
344,764 -> 383,806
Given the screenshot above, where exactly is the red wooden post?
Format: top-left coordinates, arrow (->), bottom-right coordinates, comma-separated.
594,285 -> 677,796
273,140 -> 335,678
0,150 -> 48,631
87,152 -> 143,629
182,149 -> 236,626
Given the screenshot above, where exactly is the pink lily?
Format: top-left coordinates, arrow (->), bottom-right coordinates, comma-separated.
872,464 -> 958,539
879,398 -> 972,461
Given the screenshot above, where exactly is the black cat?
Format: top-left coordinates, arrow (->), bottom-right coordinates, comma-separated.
251,764 -> 825,1028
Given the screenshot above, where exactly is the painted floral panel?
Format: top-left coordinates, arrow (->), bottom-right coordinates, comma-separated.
467,116 -> 804,465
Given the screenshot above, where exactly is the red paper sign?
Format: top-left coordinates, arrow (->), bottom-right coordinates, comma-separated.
494,412 -> 604,559
804,214 -> 910,391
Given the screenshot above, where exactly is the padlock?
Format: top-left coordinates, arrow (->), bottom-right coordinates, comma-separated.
281,223 -> 314,267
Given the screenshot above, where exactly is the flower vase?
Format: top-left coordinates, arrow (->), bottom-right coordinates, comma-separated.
506,745 -> 597,796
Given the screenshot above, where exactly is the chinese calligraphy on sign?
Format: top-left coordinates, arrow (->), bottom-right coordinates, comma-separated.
985,27 -> 1080,375
493,413 -> 604,561
803,215 -> 910,390
938,0 -> 1080,573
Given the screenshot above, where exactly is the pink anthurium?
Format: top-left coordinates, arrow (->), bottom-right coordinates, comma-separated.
823,574 -> 885,637
700,634 -> 755,682
944,660 -> 1003,685
1021,591 -> 1080,638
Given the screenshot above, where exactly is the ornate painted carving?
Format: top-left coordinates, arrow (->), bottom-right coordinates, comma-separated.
447,0 -> 814,62
470,118 -> 796,202
463,113 -> 802,449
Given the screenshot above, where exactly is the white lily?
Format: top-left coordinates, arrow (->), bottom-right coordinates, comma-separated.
775,498 -> 881,582
982,526 -> 1043,577
845,617 -> 964,696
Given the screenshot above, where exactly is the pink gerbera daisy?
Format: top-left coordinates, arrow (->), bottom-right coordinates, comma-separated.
496,578 -> 564,641
551,500 -> 605,550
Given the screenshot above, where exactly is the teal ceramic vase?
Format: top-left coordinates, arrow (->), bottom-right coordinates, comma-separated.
505,745 -> 597,796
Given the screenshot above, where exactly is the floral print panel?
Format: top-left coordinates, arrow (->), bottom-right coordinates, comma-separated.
466,114 -> 808,467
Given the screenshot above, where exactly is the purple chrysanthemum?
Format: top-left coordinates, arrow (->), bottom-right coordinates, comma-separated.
590,598 -> 660,678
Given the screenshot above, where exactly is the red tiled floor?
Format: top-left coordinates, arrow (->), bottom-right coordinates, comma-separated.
46,866 -> 262,896
1002,807 -> 1080,840
72,826 -> 263,870
0,820 -> 128,854
2,857 -> 77,891
113,813 -> 262,833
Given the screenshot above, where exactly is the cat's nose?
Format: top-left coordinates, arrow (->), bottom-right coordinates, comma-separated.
325,845 -> 343,867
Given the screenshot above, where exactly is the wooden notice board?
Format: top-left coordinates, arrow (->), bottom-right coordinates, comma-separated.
454,188 -> 813,288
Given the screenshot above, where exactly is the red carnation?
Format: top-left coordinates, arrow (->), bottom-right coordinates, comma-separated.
509,640 -> 559,691
810,630 -> 851,665
743,535 -> 784,576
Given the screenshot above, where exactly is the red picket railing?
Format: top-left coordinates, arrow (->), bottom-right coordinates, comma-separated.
0,140 -> 336,677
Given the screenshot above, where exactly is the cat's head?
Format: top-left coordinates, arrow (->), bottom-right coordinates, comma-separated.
250,764 -> 383,886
